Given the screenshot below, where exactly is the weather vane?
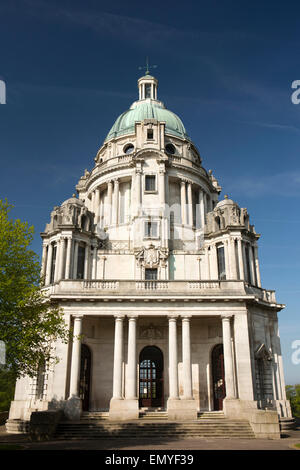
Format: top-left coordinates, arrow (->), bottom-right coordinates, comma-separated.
138,57 -> 157,76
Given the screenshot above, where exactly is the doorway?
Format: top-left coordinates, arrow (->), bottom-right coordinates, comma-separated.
211,344 -> 226,411
79,344 -> 91,411
139,346 -> 164,408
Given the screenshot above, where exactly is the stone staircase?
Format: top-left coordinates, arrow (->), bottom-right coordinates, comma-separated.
55,411 -> 255,439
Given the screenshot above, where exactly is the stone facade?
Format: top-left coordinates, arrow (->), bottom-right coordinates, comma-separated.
8,73 -> 292,436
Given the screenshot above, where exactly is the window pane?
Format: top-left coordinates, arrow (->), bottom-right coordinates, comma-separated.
145,175 -> 156,191
217,246 -> 226,280
145,268 -> 157,280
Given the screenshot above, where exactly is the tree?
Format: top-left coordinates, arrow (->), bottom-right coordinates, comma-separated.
0,199 -> 69,379
286,384 -> 300,418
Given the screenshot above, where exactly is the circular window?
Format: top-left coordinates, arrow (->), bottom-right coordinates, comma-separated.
124,144 -> 134,154
165,143 -> 176,155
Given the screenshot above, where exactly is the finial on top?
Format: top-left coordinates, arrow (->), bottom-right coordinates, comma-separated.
138,56 -> 157,76
224,194 -> 229,199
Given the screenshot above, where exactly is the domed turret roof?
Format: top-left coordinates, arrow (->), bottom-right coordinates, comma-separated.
61,194 -> 84,207
104,74 -> 190,142
216,195 -> 237,208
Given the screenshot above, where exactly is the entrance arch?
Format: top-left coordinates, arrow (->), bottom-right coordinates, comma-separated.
211,344 -> 226,411
139,346 -> 164,408
79,344 -> 91,411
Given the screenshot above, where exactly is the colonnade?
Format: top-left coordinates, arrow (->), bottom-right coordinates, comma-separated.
204,237 -> 261,287
87,174 -> 212,228
67,314 -> 237,408
42,238 -> 97,285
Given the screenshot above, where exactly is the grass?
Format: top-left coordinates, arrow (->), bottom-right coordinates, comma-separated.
0,444 -> 24,450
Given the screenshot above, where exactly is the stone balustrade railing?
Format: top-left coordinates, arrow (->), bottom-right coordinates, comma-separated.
44,279 -> 277,304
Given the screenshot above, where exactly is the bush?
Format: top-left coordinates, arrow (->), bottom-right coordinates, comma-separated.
286,384 -> 300,418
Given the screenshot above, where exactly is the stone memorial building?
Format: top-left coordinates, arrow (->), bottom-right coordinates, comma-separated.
7,72 -> 292,437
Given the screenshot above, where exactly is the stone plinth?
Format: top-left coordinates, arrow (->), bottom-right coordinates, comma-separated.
109,398 -> 139,421
167,398 -> 197,421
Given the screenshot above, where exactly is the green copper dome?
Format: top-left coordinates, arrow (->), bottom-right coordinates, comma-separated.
105,99 -> 190,142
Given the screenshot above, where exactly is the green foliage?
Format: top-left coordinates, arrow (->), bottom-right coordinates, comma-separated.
0,199 -> 70,379
0,367 -> 16,411
286,384 -> 300,418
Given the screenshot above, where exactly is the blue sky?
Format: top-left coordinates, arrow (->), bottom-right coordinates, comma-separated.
0,0 -> 299,385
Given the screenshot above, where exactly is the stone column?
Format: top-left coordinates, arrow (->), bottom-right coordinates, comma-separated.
112,178 -> 119,225
41,243 -> 47,281
112,315 -> 124,400
69,315 -> 83,398
54,240 -> 61,282
107,180 -> 113,225
136,169 -> 142,216
211,243 -> 219,279
248,244 -> 256,285
228,238 -> 237,279
187,181 -> 193,226
45,243 -> 53,285
199,189 -> 205,229
237,238 -> 244,280
73,240 -> 79,279
222,315 -> 236,399
126,316 -> 138,399
254,245 -> 261,287
84,243 -> 90,280
58,238 -> 66,281
110,314 -> 134,420
168,316 -> 179,399
91,191 -> 95,214
182,316 -> 193,399
65,238 -> 72,280
224,240 -> 230,280
92,245 -> 98,279
101,256 -> 107,279
95,188 -> 100,224
180,181 -> 187,225
159,169 -> 165,206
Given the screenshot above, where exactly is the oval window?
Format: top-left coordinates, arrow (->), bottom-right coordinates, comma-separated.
165,143 -> 175,155
124,144 -> 134,154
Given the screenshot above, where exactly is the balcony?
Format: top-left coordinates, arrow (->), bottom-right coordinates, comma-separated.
44,279 -> 279,306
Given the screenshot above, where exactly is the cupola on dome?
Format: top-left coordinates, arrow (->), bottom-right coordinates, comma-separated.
105,74 -> 190,142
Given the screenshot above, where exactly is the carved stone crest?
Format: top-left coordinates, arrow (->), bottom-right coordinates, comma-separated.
135,244 -> 168,268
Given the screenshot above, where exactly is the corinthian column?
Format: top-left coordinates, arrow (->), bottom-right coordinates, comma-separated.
45,243 -> 53,285
107,180 -> 113,225
69,315 -> 83,398
126,316 -> 138,399
222,315 -> 236,399
180,181 -> 187,225
182,316 -> 193,399
65,238 -> 72,280
112,178 -> 119,225
112,315 -> 124,400
187,181 -> 193,226
168,316 -> 179,399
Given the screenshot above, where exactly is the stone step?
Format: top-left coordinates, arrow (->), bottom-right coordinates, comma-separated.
55,419 -> 255,439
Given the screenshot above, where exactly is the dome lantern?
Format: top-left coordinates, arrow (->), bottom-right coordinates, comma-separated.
138,74 -> 158,101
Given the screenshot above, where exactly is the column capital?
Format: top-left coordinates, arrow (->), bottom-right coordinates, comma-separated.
181,315 -> 192,321
72,314 -> 84,320
168,315 -> 179,321
127,314 -> 139,320
221,314 -> 233,321
114,314 -> 125,320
